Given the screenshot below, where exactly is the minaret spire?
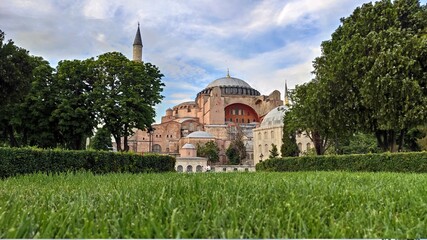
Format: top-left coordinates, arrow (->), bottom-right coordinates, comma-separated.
133,23 -> 143,62
284,80 -> 289,105
227,68 -> 230,78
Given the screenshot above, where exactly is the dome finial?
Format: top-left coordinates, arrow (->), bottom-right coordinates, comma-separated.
227,68 -> 230,78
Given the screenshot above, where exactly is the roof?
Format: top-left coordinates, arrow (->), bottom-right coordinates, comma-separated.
173,118 -> 197,123
260,106 -> 288,128
133,24 -> 143,46
206,76 -> 252,89
186,131 -> 214,138
175,101 -> 196,107
182,143 -> 196,149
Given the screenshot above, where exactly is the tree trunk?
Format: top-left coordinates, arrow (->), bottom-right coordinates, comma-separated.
7,125 -> 19,147
123,125 -> 129,152
123,135 -> 129,152
114,134 -> 122,152
397,130 -> 405,152
375,130 -> 399,152
312,131 -> 324,155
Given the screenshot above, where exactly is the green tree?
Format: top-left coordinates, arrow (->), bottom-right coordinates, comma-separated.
0,30 -> 34,147
197,141 -> 220,164
340,133 -> 380,154
89,127 -> 113,151
269,144 -> 279,159
417,125 -> 427,150
286,81 -> 334,155
93,52 -> 164,151
15,56 -> 59,148
281,113 -> 299,157
0,30 -> 33,107
313,0 -> 427,152
225,124 -> 247,164
52,59 -> 97,150
226,145 -> 239,165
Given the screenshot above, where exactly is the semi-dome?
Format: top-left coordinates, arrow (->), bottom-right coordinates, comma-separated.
260,106 -> 288,128
186,131 -> 214,138
207,76 -> 252,88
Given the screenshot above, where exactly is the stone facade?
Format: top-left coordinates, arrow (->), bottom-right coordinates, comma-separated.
127,75 -> 284,165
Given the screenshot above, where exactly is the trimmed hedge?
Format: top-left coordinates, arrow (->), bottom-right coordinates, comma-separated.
0,147 -> 176,178
256,152 -> 427,173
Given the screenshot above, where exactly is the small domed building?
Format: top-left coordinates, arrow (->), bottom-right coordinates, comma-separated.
253,106 -> 313,165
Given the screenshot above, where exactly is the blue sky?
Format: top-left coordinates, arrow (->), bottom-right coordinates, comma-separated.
2,0 -> 426,123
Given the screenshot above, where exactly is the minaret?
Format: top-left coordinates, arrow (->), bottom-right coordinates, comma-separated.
133,23 -> 143,62
284,80 -> 289,105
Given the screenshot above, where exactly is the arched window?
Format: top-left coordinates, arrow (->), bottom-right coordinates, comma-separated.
264,144 -> 268,153
298,143 -> 302,152
271,131 -> 274,139
196,165 -> 203,172
264,131 -> 268,139
186,165 -> 193,172
258,132 -> 262,139
307,143 -> 311,151
177,165 -> 183,172
152,144 -> 162,153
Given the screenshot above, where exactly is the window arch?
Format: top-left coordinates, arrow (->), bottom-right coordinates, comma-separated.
186,165 -> 193,172
153,144 -> 162,153
196,165 -> 203,172
306,143 -> 311,151
298,143 -> 302,152
177,165 -> 183,172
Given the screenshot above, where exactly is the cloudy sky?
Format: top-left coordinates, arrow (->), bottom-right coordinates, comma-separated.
2,0 -> 425,122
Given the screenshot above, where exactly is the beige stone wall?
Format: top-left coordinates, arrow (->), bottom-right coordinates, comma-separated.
208,87 -> 226,124
175,158 -> 208,172
127,121 -> 181,153
253,126 -> 314,165
204,125 -> 228,139
180,147 -> 197,157
296,131 -> 314,155
253,125 -> 283,165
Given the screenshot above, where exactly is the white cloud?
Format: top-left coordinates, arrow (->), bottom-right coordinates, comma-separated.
276,0 -> 339,26
82,0 -> 119,19
1,0 -> 378,123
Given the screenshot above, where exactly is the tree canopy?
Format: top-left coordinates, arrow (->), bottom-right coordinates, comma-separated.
0,30 -> 164,151
197,141 -> 220,164
288,0 -> 427,153
93,52 -> 164,151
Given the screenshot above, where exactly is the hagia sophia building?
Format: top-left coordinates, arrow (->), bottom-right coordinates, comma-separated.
122,25 -> 313,166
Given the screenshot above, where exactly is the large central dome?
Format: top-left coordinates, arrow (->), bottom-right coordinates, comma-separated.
207,76 -> 252,88
197,75 -> 260,97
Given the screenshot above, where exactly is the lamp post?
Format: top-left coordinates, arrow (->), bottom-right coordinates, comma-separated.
259,153 -> 264,162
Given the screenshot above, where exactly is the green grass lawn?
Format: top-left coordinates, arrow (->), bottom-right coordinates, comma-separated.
0,171 -> 426,238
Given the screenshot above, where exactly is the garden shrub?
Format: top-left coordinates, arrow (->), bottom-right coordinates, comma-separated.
256,152 -> 427,173
0,147 -> 175,178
